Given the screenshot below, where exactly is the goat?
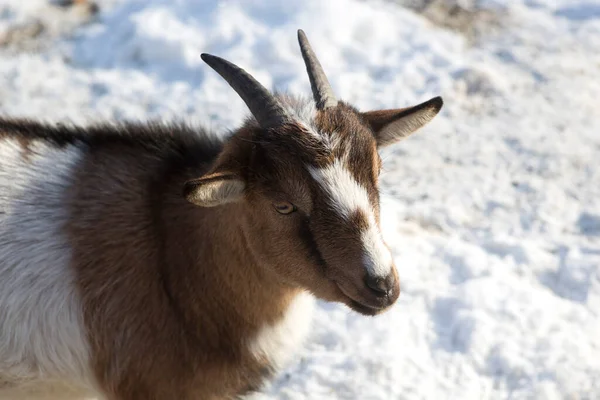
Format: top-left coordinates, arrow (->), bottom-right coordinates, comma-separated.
0,30 -> 443,399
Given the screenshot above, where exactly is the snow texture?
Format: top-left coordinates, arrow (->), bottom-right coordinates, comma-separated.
0,0 -> 598,399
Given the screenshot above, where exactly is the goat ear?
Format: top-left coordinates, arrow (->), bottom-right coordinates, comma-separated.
362,96 -> 443,148
183,172 -> 245,207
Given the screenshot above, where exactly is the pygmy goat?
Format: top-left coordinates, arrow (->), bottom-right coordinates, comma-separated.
0,30 -> 443,399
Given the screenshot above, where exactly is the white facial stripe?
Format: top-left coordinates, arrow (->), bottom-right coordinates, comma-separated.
308,160 -> 393,277
362,214 -> 393,277
308,159 -> 371,218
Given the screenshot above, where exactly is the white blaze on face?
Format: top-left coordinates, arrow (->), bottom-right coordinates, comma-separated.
361,213 -> 394,277
308,159 -> 393,278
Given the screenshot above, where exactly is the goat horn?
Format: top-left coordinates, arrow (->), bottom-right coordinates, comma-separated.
201,53 -> 290,128
297,29 -> 338,110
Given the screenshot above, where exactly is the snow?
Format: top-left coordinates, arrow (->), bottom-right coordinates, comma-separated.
0,0 -> 599,398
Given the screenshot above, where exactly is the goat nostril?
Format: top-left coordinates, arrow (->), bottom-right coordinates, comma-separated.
365,276 -> 389,296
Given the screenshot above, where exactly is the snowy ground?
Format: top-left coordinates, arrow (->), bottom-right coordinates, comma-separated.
0,0 -> 598,399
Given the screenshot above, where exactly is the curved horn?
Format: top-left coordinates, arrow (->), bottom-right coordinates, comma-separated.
201,53 -> 289,128
297,29 -> 338,109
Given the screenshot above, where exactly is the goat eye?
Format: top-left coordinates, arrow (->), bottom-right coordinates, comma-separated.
273,201 -> 296,215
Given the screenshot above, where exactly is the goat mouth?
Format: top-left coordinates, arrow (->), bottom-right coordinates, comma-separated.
334,282 -> 389,316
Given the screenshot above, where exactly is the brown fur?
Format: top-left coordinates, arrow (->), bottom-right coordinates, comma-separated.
60,120 -> 347,399
62,127 -> 289,399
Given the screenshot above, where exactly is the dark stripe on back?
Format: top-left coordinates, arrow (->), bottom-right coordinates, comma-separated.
0,118 -> 225,173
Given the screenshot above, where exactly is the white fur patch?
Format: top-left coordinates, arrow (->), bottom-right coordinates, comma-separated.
308,160 -> 392,277
308,159 -> 371,218
248,292 -> 314,372
361,214 -> 394,277
0,139 -> 97,397
275,96 -> 347,153
279,96 -> 322,140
